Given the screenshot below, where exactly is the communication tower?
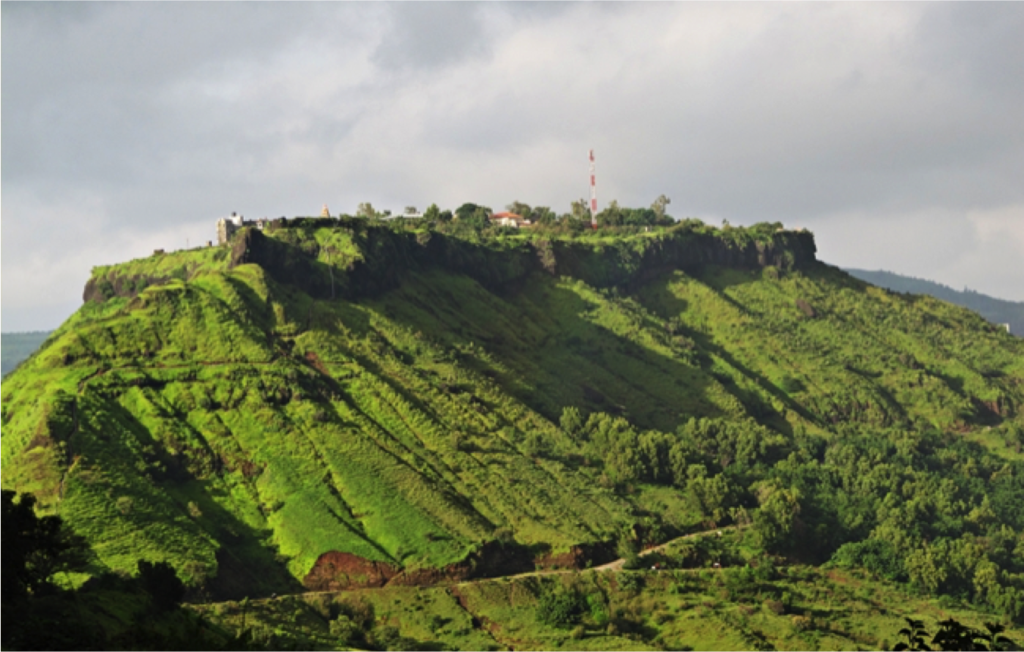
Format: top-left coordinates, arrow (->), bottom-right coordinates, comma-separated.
589,149 -> 598,229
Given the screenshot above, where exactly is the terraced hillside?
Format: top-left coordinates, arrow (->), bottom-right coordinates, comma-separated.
3,218 -> 1023,626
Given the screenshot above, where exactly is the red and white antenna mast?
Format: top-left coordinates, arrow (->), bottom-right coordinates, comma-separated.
589,149 -> 598,229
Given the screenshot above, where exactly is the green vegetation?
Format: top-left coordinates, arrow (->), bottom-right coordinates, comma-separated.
2,489 -> 243,649
193,530 -> 1022,651
2,214 -> 1023,648
2,330 -> 53,377
846,268 -> 1024,337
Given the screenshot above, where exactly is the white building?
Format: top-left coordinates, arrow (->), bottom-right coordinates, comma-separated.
216,212 -> 267,245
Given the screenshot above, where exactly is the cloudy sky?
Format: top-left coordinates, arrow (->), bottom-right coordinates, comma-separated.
3,2 -> 1023,331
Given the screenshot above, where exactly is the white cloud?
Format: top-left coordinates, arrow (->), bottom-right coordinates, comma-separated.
0,187 -> 217,331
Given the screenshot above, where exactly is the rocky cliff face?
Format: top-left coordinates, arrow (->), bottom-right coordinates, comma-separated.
83,221 -> 816,305
223,221 -> 817,303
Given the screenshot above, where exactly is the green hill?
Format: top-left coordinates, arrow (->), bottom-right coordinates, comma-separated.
845,268 -> 1024,337
3,216 -> 1023,642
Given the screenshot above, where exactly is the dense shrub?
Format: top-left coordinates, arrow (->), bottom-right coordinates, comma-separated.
137,560 -> 187,612
536,588 -> 587,628
830,538 -> 907,581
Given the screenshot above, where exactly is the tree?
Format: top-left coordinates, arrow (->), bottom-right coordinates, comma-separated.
891,617 -> 1018,652
356,202 -> 377,219
2,491 -> 241,650
506,200 -> 531,217
531,206 -> 558,224
894,618 -> 932,651
976,622 -> 1017,651
830,538 -> 906,581
560,406 -> 584,439
2,490 -> 89,601
137,560 -> 186,613
931,618 -> 988,651
524,432 -> 552,458
651,194 -> 671,220
368,625 -> 419,651
751,482 -> 801,552
617,532 -> 643,570
454,202 -> 480,221
423,204 -> 441,222
597,200 -> 625,226
685,465 -> 736,526
570,199 -> 589,221
536,588 -> 586,628
454,202 -> 492,227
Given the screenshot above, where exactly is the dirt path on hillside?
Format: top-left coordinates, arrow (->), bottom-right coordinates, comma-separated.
501,524 -> 741,580
262,525 -> 742,605
592,525 -> 736,572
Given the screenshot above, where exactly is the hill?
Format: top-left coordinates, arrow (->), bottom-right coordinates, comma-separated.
2,216 -> 1023,645
845,268 -> 1024,337
2,331 -> 54,377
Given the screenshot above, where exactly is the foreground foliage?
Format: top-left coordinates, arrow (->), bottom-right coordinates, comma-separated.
1,490 -> 243,650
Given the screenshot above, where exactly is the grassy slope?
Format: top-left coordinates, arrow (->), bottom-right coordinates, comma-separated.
640,265 -> 1021,433
2,223 -> 1023,602
846,268 -> 1024,337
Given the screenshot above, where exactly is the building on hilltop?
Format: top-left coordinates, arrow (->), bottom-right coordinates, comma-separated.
489,212 -> 532,229
216,212 -> 243,245
216,212 -> 268,245
321,204 -> 331,218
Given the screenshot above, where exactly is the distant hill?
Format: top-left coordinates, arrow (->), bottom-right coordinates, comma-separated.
1,331 -> 53,377
845,268 -> 1023,336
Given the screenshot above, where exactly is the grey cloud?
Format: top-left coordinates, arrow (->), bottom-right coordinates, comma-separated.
913,3 -> 1024,102
369,0 -> 579,68
2,2 -> 1023,330
371,2 -> 490,71
606,6 -> 1024,222
2,2 -> 368,186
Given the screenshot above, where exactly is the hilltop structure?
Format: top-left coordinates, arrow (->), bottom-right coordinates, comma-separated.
216,212 -> 269,245
216,204 -> 545,241
489,212 -> 531,228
